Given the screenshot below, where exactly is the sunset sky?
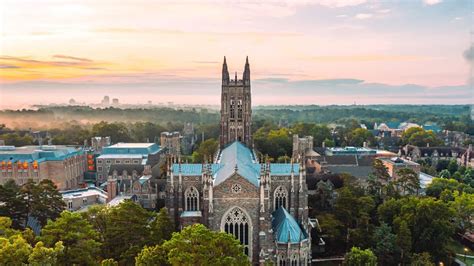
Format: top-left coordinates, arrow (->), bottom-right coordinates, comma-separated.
0,0 -> 472,108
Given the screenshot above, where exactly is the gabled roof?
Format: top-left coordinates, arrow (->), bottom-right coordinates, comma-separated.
272,207 -> 308,244
214,141 -> 260,186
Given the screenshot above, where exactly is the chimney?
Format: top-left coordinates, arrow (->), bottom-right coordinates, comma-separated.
426,142 -> 430,147
363,141 -> 368,148
107,178 -> 117,202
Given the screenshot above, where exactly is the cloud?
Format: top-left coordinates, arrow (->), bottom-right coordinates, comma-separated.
355,13 -> 373,19
463,44 -> 474,63
0,64 -> 20,69
377,9 -> 391,14
314,0 -> 367,8
309,55 -> 426,62
336,14 -> 348,18
423,0 -> 442,5
53,55 -> 93,62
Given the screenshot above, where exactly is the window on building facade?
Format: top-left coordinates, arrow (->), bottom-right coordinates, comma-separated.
68,201 -> 73,210
274,186 -> 288,211
278,255 -> 287,266
290,254 -> 299,266
223,207 -> 250,256
184,186 -> 199,211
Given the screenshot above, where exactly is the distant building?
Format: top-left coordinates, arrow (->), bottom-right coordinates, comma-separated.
379,157 -> 420,180
292,134 -> 319,160
91,136 -> 111,153
62,186 -> 108,212
400,144 -> 465,164
181,122 -> 196,155
0,145 -> 86,190
112,98 -> 119,105
95,143 -> 164,183
69,98 -> 76,105
325,146 -> 376,156
160,132 -> 181,156
101,96 -> 110,106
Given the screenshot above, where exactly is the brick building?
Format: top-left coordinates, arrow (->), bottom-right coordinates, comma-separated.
0,145 -> 86,190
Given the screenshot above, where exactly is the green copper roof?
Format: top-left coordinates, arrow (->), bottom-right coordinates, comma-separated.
272,207 -> 308,244
171,141 -> 300,186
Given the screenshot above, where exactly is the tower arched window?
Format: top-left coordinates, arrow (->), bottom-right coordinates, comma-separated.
278,255 -> 287,266
184,186 -> 199,211
274,186 -> 288,211
290,254 -> 299,266
222,207 -> 251,257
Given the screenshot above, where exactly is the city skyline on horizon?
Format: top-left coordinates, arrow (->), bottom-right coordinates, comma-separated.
0,0 -> 473,108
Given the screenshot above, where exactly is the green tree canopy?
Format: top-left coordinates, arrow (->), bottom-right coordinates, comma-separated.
40,211 -> 101,266
344,247 -> 377,266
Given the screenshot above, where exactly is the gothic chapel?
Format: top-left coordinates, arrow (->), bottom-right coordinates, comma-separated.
165,57 -> 311,265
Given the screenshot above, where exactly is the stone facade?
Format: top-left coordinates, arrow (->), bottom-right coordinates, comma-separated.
160,131 -> 181,156
220,57 -> 252,147
166,59 -> 311,265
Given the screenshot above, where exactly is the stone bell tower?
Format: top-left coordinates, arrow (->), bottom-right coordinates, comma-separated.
220,56 -> 252,147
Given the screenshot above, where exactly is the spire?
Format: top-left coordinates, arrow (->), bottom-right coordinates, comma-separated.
243,56 -> 250,84
222,56 -> 229,84
235,71 -> 237,84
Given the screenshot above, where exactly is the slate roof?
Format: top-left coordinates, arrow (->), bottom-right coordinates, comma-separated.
272,207 -> 308,244
108,164 -> 144,175
101,143 -> 161,155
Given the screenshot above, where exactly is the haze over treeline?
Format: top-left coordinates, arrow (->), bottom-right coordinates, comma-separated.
0,105 -> 471,133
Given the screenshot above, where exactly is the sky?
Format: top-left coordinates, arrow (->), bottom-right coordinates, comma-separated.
0,0 -> 472,108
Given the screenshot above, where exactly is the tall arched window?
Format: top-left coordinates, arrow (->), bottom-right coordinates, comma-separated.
278,255 -> 287,266
274,186 -> 288,211
185,186 -> 199,211
222,207 -> 251,257
290,254 -> 299,266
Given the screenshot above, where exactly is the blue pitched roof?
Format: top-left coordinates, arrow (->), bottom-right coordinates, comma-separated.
171,141 -> 299,187
272,207 -> 308,244
214,141 -> 260,186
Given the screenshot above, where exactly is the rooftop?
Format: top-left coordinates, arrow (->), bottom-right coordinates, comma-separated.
0,145 -> 83,162
61,186 -> 108,200
272,207 -> 308,244
101,143 -> 161,156
171,141 -> 300,187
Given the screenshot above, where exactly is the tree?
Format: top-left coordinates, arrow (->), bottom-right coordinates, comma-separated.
149,208 -> 174,245
373,223 -> 398,265
347,128 -> 374,147
395,168 -> 420,195
135,245 -> 169,266
28,241 -> 64,266
103,200 -> 154,264
449,192 -> 474,233
377,197 -> 455,260
425,178 -> 474,198
0,180 -> 27,229
372,159 -> 391,182
161,224 -> 249,266
410,252 -> 434,266
396,220 -> 412,265
92,121 -> 131,143
0,235 -> 32,265
447,160 -> 458,175
401,127 -> 442,147
344,247 -> 377,266
40,211 -> 101,265
192,138 -> 219,163
30,179 -> 66,226
101,258 -> 119,266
